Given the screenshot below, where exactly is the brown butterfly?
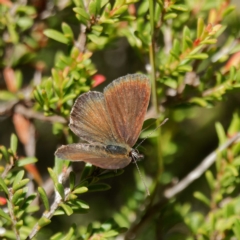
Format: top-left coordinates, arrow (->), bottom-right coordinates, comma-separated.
55,73 -> 151,170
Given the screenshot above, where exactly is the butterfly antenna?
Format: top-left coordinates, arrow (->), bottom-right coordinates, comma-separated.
135,118 -> 169,150
132,155 -> 150,196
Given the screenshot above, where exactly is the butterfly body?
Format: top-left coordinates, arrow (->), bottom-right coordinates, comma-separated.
55,74 -> 151,169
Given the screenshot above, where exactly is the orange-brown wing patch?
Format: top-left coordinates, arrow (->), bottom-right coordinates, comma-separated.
69,91 -> 121,145
55,143 -> 131,169
104,74 -> 151,147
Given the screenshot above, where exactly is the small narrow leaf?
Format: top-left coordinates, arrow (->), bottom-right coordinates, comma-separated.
13,179 -> 30,191
69,171 -> 76,191
164,13 -> 177,20
88,183 -> 111,192
56,183 -> 65,199
48,168 -> 58,185
12,189 -> 24,205
0,177 -> 9,194
194,191 -> 211,207
98,169 -> 124,179
16,157 -> 38,167
38,187 -> 50,211
215,122 -> 226,144
61,22 -> 74,41
44,29 -> 68,44
72,186 -> 88,194
0,207 -> 11,221
13,170 -> 25,189
205,171 -> 215,190
10,134 -> 18,155
38,217 -> 51,227
186,53 -> 208,60
197,18 -> 204,39
60,203 -> 73,216
80,163 -> 93,180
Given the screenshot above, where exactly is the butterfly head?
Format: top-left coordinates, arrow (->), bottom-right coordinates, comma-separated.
130,149 -> 144,161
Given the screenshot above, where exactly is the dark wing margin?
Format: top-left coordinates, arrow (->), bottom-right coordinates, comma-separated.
69,91 -> 121,145
104,74 -> 151,147
55,143 -> 131,169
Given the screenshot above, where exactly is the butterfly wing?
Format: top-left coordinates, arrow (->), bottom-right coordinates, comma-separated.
69,91 -> 121,145
55,143 -> 131,169
104,74 -> 151,147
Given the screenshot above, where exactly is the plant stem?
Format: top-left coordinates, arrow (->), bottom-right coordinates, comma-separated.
148,0 -> 163,180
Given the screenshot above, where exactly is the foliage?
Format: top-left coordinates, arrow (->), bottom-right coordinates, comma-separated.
0,0 -> 240,239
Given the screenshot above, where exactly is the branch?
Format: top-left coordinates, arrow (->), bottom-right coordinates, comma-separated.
164,132 -> 240,199
14,105 -> 67,124
125,132 -> 240,239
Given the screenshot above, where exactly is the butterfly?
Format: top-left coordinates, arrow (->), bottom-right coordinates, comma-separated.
55,73 -> 151,170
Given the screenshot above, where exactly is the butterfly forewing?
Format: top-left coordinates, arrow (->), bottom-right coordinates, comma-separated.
69,91 -> 121,145
55,143 -> 131,169
104,74 -> 151,147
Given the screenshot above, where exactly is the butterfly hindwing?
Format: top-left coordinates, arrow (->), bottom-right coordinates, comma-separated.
55,143 -> 131,169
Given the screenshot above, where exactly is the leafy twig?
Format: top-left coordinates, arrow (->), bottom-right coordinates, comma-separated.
125,132 -> 240,238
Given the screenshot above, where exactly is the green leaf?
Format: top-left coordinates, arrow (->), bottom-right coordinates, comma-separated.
50,232 -> 63,240
62,94 -> 76,104
72,199 -> 89,210
194,191 -> 210,207
88,183 -> 111,192
112,5 -> 128,16
73,7 -> 90,20
170,4 -> 188,12
0,207 -> 11,221
222,6 -> 235,18
205,171 -> 215,190
61,22 -> 74,41
56,183 -> 65,199
201,39 -> 217,44
13,170 -> 25,189
186,53 -> 208,60
0,91 -> 16,100
197,18 -> 204,39
72,186 -> 88,194
215,122 -> 226,145
233,219 -> 240,239
164,13 -> 177,20
102,228 -> 127,237
12,189 -> 25,205
13,179 -> 30,191
182,26 -> 191,51
69,172 -> 76,191
16,157 -> 38,167
0,146 -> 10,162
0,177 -> 9,194
60,203 -> 73,216
16,220 -> 23,229
177,65 -> 192,72
44,29 -> 68,44
98,169 -> 124,179
189,97 -> 209,107
38,217 -> 51,227
10,134 -> 18,155
80,163 -> 93,180
38,187 -> 50,211
48,168 -> 58,186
